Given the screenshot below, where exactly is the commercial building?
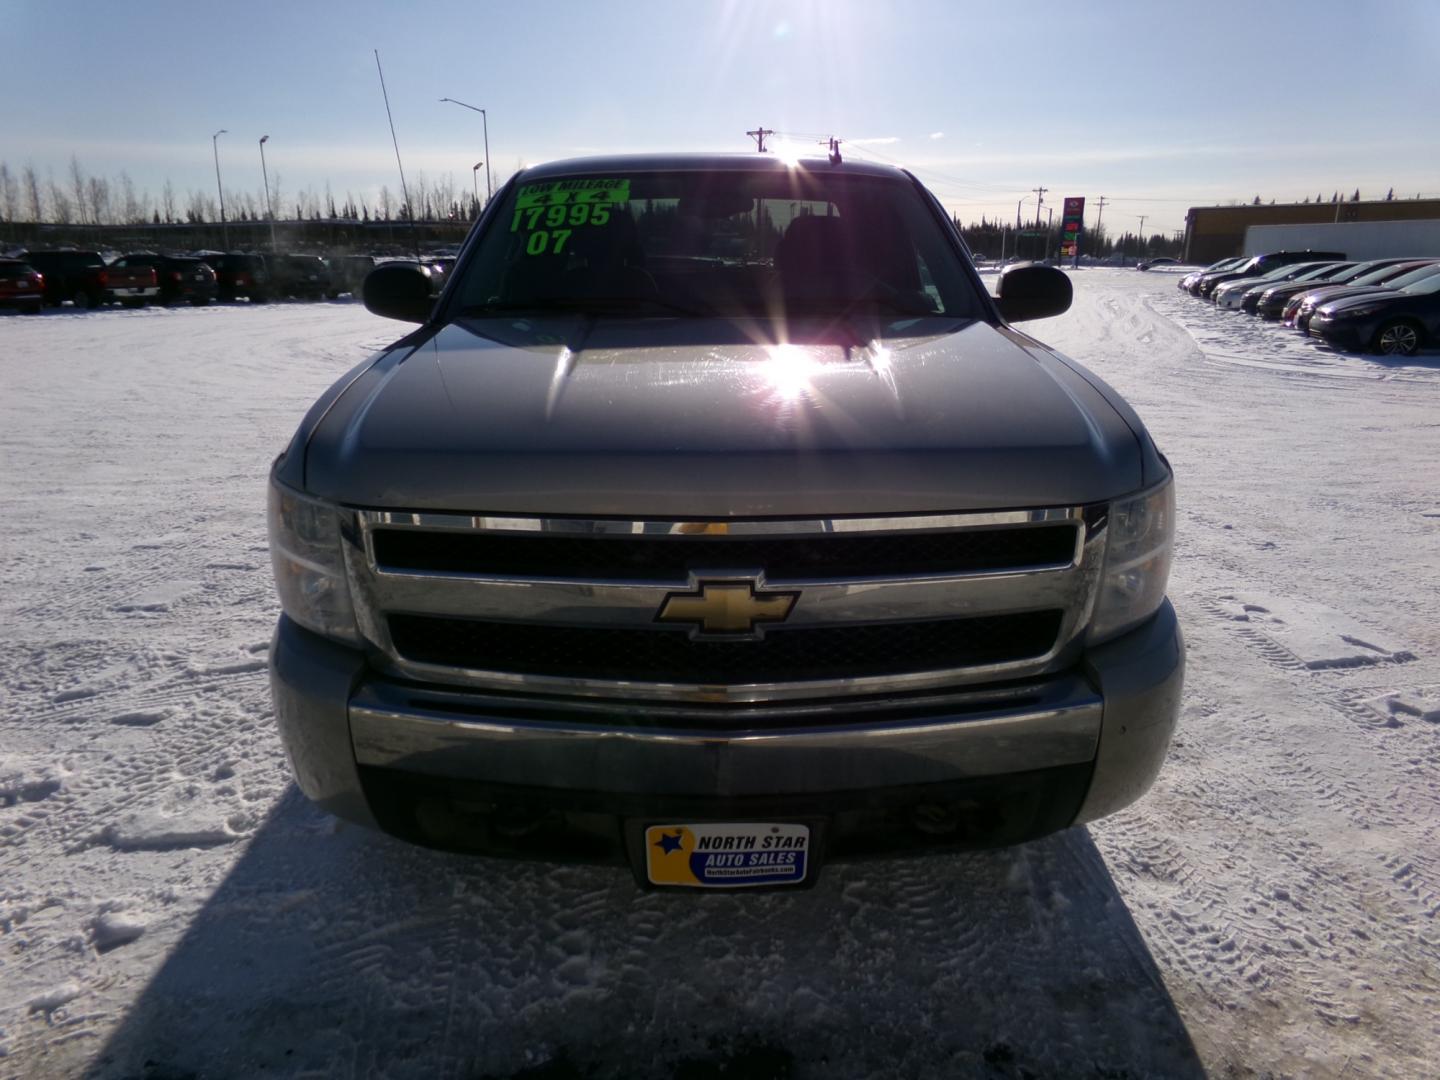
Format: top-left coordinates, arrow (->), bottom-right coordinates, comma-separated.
1182,197 -> 1440,264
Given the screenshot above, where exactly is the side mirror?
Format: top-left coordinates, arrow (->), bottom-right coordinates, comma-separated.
362,263 -> 434,323
995,263 -> 1072,322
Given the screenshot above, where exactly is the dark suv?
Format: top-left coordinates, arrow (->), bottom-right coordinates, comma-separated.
327,255 -> 376,297
212,254 -> 272,302
1190,250 -> 1347,298
271,254 -> 335,299
23,249 -> 109,309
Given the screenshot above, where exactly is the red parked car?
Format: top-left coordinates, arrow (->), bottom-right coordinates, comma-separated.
0,258 -> 45,314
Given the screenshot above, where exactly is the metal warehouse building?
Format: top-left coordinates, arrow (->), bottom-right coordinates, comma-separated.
1182,198 -> 1440,264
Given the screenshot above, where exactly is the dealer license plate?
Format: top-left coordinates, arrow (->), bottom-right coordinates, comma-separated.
644,822 -> 809,888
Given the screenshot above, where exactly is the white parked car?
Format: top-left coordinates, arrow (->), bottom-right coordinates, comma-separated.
1212,261 -> 1338,310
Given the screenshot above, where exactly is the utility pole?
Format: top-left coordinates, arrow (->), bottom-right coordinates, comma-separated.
1137,214 -> 1148,256
746,126 -> 774,152
1094,195 -> 1107,241
1032,186 -> 1047,228
212,129 -> 229,250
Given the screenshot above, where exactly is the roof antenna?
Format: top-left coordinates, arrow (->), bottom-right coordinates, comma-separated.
828,137 -> 843,165
374,49 -> 420,260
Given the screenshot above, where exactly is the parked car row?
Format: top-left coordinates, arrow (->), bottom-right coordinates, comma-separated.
2,247 -> 459,313
1178,251 -> 1440,356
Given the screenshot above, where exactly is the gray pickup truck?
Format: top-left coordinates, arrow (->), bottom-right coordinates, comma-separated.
268,154 -> 1181,889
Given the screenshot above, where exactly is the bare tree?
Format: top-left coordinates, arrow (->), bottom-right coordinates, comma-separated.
48,171 -> 74,224
378,184 -> 393,220
0,163 -> 17,223
432,172 -> 457,221
162,179 -> 177,223
87,175 -> 112,225
23,164 -> 43,221
186,187 -> 209,223
68,156 -> 89,224
119,171 -> 141,224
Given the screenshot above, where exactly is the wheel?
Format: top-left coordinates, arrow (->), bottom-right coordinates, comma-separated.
190,297 -> 210,306
250,291 -> 268,304
71,289 -> 94,310
22,301 -> 42,314
326,289 -> 340,300
1373,319 -> 1421,357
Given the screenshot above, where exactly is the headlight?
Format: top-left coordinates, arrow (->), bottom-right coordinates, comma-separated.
1089,473 -> 1175,644
267,473 -> 362,645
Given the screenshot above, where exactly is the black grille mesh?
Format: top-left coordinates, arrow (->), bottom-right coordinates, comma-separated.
387,610 -> 1063,684
372,525 -> 1077,581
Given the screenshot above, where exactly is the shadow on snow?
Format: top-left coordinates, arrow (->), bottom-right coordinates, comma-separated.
91,787 -> 1201,1080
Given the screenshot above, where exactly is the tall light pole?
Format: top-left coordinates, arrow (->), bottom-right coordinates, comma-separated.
1014,195 -> 1030,261
212,129 -> 229,250
439,98 -> 491,203
472,161 -> 483,214
259,135 -> 277,253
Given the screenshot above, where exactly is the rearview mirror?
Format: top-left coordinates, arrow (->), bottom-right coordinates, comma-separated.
362,263 -> 435,323
995,263 -> 1072,323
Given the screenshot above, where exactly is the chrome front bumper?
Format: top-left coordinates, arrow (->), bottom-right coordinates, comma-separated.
270,600 -> 1183,836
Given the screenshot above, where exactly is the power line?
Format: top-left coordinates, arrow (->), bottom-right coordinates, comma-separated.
745,126 -> 774,152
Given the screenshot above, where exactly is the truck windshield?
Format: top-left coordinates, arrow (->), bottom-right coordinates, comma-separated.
452,169 -> 986,326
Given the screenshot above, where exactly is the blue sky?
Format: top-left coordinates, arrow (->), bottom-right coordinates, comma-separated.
6,0 -> 1439,235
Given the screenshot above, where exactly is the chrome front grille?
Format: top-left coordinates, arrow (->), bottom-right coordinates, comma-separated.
343,508 -> 1107,704
386,610 -> 1065,684
369,523 -> 1081,580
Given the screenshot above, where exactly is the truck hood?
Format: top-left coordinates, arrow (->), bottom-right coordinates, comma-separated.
301,316 -> 1146,517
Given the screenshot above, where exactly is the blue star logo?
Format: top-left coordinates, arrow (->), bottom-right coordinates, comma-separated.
654,831 -> 684,855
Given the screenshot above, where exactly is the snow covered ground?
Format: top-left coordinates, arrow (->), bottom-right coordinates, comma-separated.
2,274 -> 1438,1079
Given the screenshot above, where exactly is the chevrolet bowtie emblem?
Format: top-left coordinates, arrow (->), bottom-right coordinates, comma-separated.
656,579 -> 800,638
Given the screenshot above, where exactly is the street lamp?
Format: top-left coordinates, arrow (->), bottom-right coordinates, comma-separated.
212,129 -> 229,250
439,98 -> 491,203
259,135 -> 277,253
1011,195 -> 1030,261
472,161 -> 484,211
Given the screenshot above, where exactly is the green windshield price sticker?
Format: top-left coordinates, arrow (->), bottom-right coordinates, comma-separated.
516,178 -> 631,209
512,179 -> 630,254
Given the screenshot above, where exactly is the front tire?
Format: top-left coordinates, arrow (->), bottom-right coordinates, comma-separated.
72,289 -> 94,310
1374,319 -> 1422,357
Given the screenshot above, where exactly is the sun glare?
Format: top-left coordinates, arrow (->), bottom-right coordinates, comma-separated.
763,343 -> 817,401
771,140 -> 804,167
